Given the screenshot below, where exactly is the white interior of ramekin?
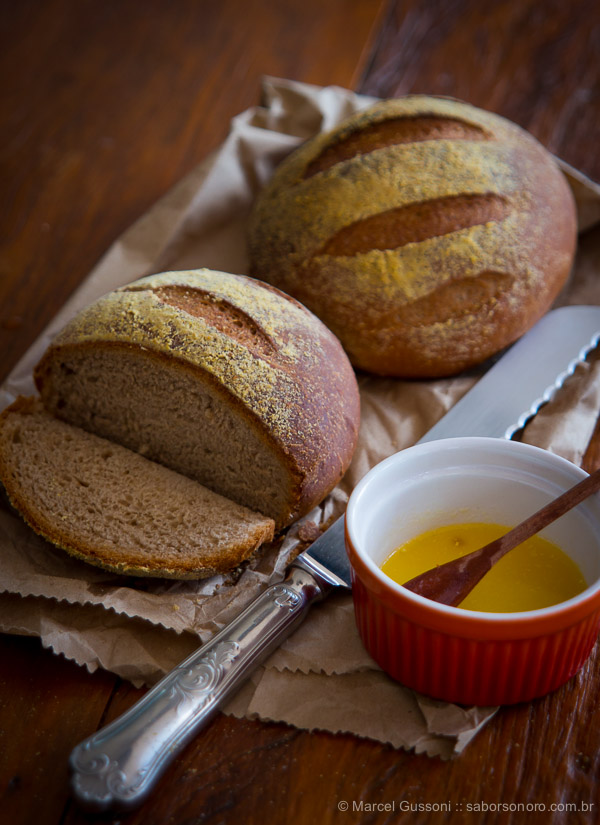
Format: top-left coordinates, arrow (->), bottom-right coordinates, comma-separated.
346,437 -> 600,621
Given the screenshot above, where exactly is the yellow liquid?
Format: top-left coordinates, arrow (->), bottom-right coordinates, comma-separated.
381,522 -> 587,613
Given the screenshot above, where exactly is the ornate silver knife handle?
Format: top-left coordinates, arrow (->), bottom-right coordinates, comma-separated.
70,564 -> 331,812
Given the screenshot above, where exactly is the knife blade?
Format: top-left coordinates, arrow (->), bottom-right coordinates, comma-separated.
69,305 -> 600,812
420,305 -> 600,443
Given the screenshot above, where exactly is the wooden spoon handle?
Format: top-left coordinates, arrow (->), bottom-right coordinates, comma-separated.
403,466 -> 600,607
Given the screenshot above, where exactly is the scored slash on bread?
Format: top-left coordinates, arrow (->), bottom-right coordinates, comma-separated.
0,269 -> 360,579
248,95 -> 577,378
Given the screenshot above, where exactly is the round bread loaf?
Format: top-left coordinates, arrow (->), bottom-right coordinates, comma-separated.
247,96 -> 577,378
34,269 -> 360,530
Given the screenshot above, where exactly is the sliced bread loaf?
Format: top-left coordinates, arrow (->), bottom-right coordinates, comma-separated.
34,269 -> 360,529
0,397 -> 275,579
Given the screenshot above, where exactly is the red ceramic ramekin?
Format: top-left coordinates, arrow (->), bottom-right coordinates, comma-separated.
345,438 -> 600,705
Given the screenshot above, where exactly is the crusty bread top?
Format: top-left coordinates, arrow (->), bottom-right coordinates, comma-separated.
35,269 -> 361,526
247,96 -> 577,377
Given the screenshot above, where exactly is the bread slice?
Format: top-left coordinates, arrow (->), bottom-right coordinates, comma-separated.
0,397 -> 274,579
34,269 -> 360,529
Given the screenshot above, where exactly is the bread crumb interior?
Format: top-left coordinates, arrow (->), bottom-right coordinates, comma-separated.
41,348 -> 293,525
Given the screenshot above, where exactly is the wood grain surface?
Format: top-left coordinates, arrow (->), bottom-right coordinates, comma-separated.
1,1 -> 599,823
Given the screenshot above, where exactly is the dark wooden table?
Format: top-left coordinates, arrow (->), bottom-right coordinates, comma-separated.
1,2 -> 599,823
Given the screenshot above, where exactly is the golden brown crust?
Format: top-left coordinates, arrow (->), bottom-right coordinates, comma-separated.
34,269 -> 361,528
247,96 -> 578,378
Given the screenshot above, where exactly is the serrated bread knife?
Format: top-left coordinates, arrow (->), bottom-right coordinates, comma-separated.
70,305 -> 600,812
